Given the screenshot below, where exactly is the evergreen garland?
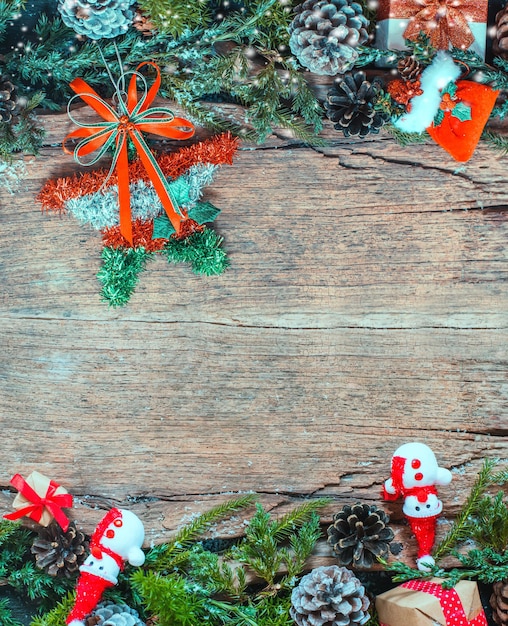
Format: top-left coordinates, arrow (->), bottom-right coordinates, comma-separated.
0,1 -> 508,156
20,495 -> 330,626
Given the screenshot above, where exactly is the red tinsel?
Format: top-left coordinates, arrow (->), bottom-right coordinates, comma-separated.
38,133 -> 240,213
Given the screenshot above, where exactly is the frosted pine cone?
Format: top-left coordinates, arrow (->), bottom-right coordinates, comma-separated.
289,0 -> 369,75
290,565 -> 370,626
324,71 -> 388,137
87,602 -> 145,626
327,503 -> 394,568
58,0 -> 135,39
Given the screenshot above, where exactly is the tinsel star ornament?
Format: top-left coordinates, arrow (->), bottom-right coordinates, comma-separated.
392,51 -> 499,162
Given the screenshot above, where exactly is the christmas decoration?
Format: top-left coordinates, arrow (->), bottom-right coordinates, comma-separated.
327,503 -> 395,568
58,0 -> 136,40
0,72 -> 17,122
397,55 -> 422,82
376,578 -> 488,626
64,60 -> 195,245
290,565 -> 370,626
66,508 -> 145,626
375,0 -> 489,60
324,71 -> 389,137
39,132 -> 238,306
383,442 -> 452,571
84,602 -> 145,626
31,521 -> 89,577
288,0 -> 369,76
393,51 -> 500,162
3,471 -> 74,531
491,581 -> 508,625
493,5 -> 508,60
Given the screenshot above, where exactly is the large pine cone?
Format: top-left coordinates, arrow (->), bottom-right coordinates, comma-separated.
0,73 -> 17,123
491,581 -> 508,625
87,602 -> 145,626
327,503 -> 394,568
493,5 -> 508,59
31,521 -> 89,577
289,0 -> 369,75
324,71 -> 388,137
58,0 -> 135,40
290,565 -> 370,626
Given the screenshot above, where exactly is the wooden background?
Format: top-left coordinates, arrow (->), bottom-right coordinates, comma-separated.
0,104 -> 507,571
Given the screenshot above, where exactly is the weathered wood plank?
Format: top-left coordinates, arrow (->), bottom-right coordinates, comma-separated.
0,108 -> 506,568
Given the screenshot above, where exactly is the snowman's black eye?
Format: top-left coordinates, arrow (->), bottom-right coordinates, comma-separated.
426,504 -> 431,508
99,566 -> 104,570
415,506 -> 420,511
89,561 -> 94,565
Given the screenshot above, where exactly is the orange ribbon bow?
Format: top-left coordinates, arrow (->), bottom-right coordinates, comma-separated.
64,62 -> 195,244
4,473 -> 74,531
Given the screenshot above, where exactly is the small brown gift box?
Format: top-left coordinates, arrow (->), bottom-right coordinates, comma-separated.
375,578 -> 488,626
5,471 -> 73,529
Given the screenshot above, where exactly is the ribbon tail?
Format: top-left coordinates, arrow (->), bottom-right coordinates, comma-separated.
4,507 -> 38,522
129,129 -> 183,235
116,138 -> 134,245
46,504 -> 71,532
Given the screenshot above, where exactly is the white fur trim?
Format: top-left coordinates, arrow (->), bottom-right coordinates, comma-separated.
394,51 -> 462,133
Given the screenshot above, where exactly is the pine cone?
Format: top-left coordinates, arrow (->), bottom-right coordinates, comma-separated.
290,565 -> 370,626
58,0 -> 135,40
31,521 -> 89,577
88,602 -> 145,626
132,11 -> 155,37
289,0 -> 369,76
0,73 -> 17,123
327,503 -> 394,568
324,71 -> 388,137
397,56 -> 422,82
491,581 -> 508,625
493,5 -> 508,59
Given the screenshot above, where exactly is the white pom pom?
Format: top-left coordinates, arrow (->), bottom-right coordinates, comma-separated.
127,546 -> 146,567
417,555 -> 435,572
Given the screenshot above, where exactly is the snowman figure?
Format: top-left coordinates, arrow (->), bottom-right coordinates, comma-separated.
383,442 -> 452,571
67,508 -> 145,626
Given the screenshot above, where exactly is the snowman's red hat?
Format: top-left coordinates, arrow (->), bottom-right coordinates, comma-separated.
66,571 -> 114,625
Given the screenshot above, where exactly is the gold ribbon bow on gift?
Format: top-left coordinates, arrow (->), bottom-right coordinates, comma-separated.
64,62 -> 195,245
401,0 -> 481,51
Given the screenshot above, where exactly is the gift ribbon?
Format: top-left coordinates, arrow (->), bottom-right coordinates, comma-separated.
4,473 -> 74,531
380,579 -> 487,626
377,0 -> 486,51
64,62 -> 195,245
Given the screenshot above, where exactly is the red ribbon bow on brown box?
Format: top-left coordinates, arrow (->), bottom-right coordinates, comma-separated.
3,471 -> 73,531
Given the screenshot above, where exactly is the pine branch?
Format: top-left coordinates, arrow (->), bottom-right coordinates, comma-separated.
151,494 -> 256,572
482,130 -> 508,155
433,458 -> 498,560
0,599 -> 23,626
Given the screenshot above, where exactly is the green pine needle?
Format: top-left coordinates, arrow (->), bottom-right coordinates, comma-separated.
97,246 -> 153,307
163,228 -> 229,276
433,458 -> 499,560
149,494 -> 256,572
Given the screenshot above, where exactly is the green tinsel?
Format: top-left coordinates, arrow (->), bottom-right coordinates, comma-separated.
162,228 -> 229,276
97,246 -> 153,307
